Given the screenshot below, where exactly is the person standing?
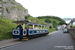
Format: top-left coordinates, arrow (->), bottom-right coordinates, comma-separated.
16,23 -> 23,29
16,23 -> 23,35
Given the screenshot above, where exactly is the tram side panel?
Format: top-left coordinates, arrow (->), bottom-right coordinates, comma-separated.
12,29 -> 49,39
28,29 -> 49,36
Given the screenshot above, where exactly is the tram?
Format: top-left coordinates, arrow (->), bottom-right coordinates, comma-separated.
12,21 -> 49,40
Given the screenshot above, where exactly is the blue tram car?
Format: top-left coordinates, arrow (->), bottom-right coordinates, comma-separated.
12,21 -> 49,40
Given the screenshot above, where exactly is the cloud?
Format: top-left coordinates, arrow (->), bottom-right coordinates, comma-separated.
15,0 -> 75,18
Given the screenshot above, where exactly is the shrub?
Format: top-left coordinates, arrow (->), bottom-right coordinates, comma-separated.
11,2 -> 15,4
6,8 -> 10,13
10,6 -> 16,10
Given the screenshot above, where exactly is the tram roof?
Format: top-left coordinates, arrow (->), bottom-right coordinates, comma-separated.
12,21 -> 29,24
28,23 -> 48,26
12,21 -> 48,26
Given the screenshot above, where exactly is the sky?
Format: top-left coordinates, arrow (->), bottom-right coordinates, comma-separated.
15,0 -> 75,18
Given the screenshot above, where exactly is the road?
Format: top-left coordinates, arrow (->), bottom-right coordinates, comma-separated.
1,30 -> 75,50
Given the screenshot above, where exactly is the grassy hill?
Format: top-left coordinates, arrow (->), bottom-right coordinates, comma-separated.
38,16 -> 66,28
0,18 -> 17,40
0,15 -> 66,40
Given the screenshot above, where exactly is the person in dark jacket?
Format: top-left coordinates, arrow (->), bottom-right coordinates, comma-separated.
16,23 -> 23,35
16,23 -> 23,29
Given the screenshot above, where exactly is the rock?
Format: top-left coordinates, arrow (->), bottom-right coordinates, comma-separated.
0,0 -> 28,21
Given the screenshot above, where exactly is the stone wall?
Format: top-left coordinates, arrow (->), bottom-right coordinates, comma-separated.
68,28 -> 75,39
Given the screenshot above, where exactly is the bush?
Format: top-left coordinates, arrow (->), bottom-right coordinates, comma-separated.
10,6 -> 16,10
49,26 -> 52,29
45,19 -> 51,23
53,21 -> 58,28
17,5 -> 26,10
6,8 -> 10,13
11,2 -> 15,4
70,25 -> 75,28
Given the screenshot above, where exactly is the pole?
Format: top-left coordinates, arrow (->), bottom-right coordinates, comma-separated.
33,25 -> 34,29
23,24 -> 25,29
41,25 -> 42,29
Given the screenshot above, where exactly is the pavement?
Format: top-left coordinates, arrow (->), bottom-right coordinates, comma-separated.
0,30 -> 75,50
0,39 -> 22,48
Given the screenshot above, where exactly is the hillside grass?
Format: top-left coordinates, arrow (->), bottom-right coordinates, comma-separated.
0,18 -> 17,40
49,28 -> 56,33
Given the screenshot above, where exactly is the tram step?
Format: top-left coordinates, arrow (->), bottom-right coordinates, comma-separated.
22,38 -> 28,41
23,35 -> 26,36
23,37 -> 27,38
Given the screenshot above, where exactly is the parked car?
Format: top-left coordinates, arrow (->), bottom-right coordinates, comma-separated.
63,28 -> 68,33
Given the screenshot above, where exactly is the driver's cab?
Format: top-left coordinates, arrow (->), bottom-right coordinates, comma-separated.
12,21 -> 29,39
